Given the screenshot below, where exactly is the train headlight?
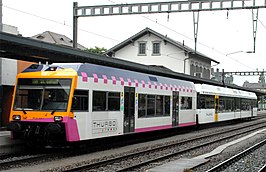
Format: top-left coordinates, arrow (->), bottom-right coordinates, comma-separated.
12,115 -> 21,121
54,116 -> 63,122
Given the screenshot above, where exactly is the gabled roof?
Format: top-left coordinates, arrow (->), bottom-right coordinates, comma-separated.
106,27 -> 219,64
31,31 -> 86,50
243,82 -> 266,90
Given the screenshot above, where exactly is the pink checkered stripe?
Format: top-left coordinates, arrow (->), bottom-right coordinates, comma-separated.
93,73 -> 98,83
81,72 -> 88,82
102,75 -> 108,84
120,77 -> 124,85
148,81 -> 152,88
141,80 -> 145,88
154,82 -> 158,89
159,83 -> 163,90
165,84 -> 168,90
179,86 -> 182,91
88,74 -> 193,93
135,79 -> 139,87
111,76 -> 116,85
128,78 -> 132,86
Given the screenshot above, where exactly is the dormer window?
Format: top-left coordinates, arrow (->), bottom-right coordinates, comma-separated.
152,41 -> 161,56
36,35 -> 44,39
138,41 -> 147,56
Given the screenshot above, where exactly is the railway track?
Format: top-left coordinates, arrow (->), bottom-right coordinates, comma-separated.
206,138 -> 266,172
258,164 -> 266,172
61,121 -> 266,172
0,153 -> 48,167
1,117 -> 266,171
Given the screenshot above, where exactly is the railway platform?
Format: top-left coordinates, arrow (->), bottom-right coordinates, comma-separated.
0,130 -> 23,154
0,131 -> 12,146
148,128 -> 266,172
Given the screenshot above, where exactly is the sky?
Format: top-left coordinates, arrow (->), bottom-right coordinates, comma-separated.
2,0 -> 266,86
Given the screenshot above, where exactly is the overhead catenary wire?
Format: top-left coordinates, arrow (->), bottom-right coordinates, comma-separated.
105,0 -> 263,71
3,5 -> 120,42
3,5 -> 188,63
3,2 -> 265,71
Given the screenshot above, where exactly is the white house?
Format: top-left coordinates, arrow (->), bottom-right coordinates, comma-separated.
106,27 -> 219,79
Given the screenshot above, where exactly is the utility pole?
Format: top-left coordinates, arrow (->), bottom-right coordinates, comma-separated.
73,2 -> 78,49
0,0 -> 3,32
252,8 -> 259,53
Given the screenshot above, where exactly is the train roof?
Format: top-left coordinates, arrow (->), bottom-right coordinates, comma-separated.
60,63 -> 195,90
195,84 -> 257,99
23,63 -> 195,90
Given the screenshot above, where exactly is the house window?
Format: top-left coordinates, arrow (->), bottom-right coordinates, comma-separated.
194,72 -> 202,78
138,42 -> 146,55
152,42 -> 161,55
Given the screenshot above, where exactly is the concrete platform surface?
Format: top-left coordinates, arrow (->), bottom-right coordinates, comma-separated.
0,131 -> 23,154
0,131 -> 12,146
148,128 -> 266,172
148,158 -> 208,172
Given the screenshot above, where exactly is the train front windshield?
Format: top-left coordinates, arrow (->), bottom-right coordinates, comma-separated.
14,78 -> 72,112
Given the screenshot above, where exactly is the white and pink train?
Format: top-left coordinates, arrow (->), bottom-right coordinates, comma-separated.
7,63 -> 257,144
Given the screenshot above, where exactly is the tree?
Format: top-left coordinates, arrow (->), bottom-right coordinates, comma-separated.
85,46 -> 107,54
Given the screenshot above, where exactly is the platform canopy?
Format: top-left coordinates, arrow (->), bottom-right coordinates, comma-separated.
0,32 -> 265,96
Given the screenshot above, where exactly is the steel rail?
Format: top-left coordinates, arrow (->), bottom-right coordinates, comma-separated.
205,138 -> 266,172
258,164 -> 266,172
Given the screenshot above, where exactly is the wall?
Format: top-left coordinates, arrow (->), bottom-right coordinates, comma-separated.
0,58 -> 17,86
114,34 -> 187,74
17,60 -> 34,73
189,58 -> 211,79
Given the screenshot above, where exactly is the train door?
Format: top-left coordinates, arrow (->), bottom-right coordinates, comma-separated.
172,91 -> 179,126
251,100 -> 254,117
214,95 -> 219,122
123,87 -> 135,133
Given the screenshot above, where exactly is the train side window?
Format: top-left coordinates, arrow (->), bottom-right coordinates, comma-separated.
253,100 -> 258,108
147,95 -> 155,116
164,96 -> 170,116
108,92 -> 120,111
138,94 -> 146,118
197,95 -> 214,109
206,96 -> 214,109
241,98 -> 250,111
93,91 -> 120,111
156,95 -> 163,115
71,90 -> 89,111
138,94 -> 171,118
219,97 -> 225,112
199,95 -> 206,109
235,98 -> 240,111
93,91 -> 106,111
181,97 -> 192,110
